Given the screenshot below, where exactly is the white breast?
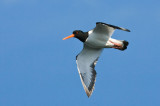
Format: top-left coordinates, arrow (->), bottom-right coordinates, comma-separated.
85,30 -> 110,48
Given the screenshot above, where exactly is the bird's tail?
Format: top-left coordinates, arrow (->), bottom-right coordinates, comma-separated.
119,40 -> 129,51
108,38 -> 129,51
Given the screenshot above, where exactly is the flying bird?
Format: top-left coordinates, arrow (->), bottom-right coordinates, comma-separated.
63,22 -> 130,97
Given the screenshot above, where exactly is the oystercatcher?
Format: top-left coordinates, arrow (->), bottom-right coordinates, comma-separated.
63,22 -> 130,97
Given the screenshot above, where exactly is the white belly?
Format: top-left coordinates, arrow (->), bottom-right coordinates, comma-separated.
85,32 -> 110,48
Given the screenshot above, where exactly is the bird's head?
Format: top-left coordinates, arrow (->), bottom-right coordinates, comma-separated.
63,30 -> 88,42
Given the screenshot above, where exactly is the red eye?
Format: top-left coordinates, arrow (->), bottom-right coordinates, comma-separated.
76,32 -> 78,34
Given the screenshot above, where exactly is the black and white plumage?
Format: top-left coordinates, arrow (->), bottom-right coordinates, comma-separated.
63,22 -> 130,97
76,44 -> 103,97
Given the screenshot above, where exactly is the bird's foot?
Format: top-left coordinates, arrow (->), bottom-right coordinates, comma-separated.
109,40 -> 129,51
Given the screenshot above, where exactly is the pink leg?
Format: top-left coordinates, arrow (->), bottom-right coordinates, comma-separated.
109,40 -> 123,49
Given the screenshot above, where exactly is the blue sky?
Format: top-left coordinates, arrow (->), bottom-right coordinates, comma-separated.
0,0 -> 160,106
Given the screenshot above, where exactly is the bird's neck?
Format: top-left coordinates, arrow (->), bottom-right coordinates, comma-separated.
76,32 -> 89,42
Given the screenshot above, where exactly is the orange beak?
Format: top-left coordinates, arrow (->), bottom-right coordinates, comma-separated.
63,34 -> 75,40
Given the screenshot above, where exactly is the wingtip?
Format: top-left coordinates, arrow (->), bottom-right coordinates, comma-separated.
83,85 -> 94,98
125,29 -> 131,32
84,79 -> 96,98
86,92 -> 91,98
80,76 -> 96,98
85,89 -> 93,98
87,95 -> 91,98
96,22 -> 131,32
116,26 -> 131,32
